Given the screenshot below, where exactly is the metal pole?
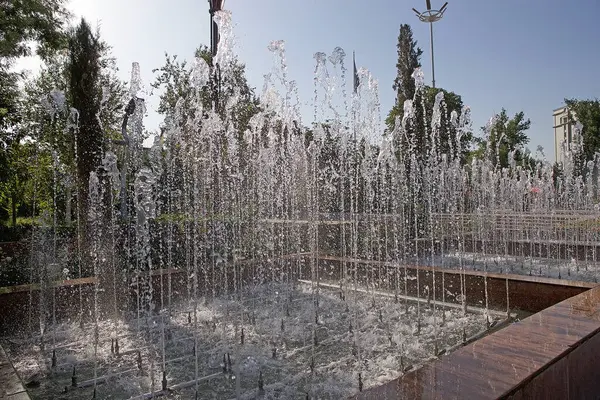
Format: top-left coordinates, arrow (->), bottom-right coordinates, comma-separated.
414,2 -> 447,88
212,14 -> 218,56
209,5 -> 214,56
209,11 -> 213,56
429,21 -> 435,88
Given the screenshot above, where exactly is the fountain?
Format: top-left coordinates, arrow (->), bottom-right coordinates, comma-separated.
1,8 -> 600,400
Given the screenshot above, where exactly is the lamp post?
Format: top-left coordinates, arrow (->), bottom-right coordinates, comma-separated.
412,1 -> 448,88
208,0 -> 225,56
208,0 -> 225,112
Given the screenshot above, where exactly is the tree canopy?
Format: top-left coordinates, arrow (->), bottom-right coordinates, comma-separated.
0,0 -> 70,63
392,24 -> 422,107
386,23 -> 470,164
472,108 -> 531,169
565,98 -> 600,163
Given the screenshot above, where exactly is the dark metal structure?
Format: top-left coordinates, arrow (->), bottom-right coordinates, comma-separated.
412,1 -> 448,88
208,0 -> 225,56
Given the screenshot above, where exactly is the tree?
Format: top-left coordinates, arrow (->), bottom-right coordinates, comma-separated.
67,18 -> 104,238
0,136 -> 30,226
152,44 -> 262,183
9,35 -> 127,226
0,0 -> 70,129
0,0 -> 70,62
0,0 -> 70,227
472,108 -> 531,169
422,86 -> 471,162
0,67 -> 21,195
565,98 -> 600,163
151,45 -> 262,218
0,68 -> 21,130
153,45 -> 260,136
386,24 -> 469,163
392,25 -> 422,108
386,24 -> 422,131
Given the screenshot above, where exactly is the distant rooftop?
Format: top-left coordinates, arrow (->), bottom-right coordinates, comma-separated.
553,105 -> 569,113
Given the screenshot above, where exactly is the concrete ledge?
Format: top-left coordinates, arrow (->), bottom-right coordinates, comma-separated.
0,345 -> 30,400
351,285 -> 600,399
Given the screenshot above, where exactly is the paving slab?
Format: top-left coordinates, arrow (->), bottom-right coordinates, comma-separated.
0,346 -> 30,400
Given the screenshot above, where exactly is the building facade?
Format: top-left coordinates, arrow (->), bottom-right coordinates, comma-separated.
553,106 -> 576,164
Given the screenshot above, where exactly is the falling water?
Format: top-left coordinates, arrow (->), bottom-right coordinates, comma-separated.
6,7 -> 600,400
87,171 -> 102,398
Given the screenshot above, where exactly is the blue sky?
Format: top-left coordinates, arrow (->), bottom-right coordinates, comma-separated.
15,0 -> 600,162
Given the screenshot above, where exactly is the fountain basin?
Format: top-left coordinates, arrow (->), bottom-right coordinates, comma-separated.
1,280 -> 495,399
1,255 -> 597,398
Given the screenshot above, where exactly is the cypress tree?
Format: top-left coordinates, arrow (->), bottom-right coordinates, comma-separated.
393,24 -> 423,106
68,18 -> 103,271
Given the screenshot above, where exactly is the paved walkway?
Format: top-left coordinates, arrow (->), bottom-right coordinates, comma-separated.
0,345 -> 30,400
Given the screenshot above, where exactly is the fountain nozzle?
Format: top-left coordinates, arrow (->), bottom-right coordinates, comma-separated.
258,370 -> 264,393
71,366 -> 77,387
162,371 -> 168,391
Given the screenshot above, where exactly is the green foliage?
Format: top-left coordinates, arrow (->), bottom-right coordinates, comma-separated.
565,98 -> 600,163
152,53 -> 192,117
0,0 -> 68,206
151,44 -> 264,230
390,86 -> 470,164
0,24 -> 127,230
384,103 -> 403,135
386,24 -> 470,164
391,24 -> 422,110
386,86 -> 466,161
0,0 -> 70,62
67,18 -> 104,236
0,67 -> 21,130
386,23 -> 423,132
423,86 -> 470,162
472,108 -> 532,169
0,68 -> 22,198
152,45 -> 260,136
0,140 -> 32,226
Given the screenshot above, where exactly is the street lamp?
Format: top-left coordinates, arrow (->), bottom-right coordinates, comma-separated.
208,0 -> 225,56
412,1 -> 448,88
